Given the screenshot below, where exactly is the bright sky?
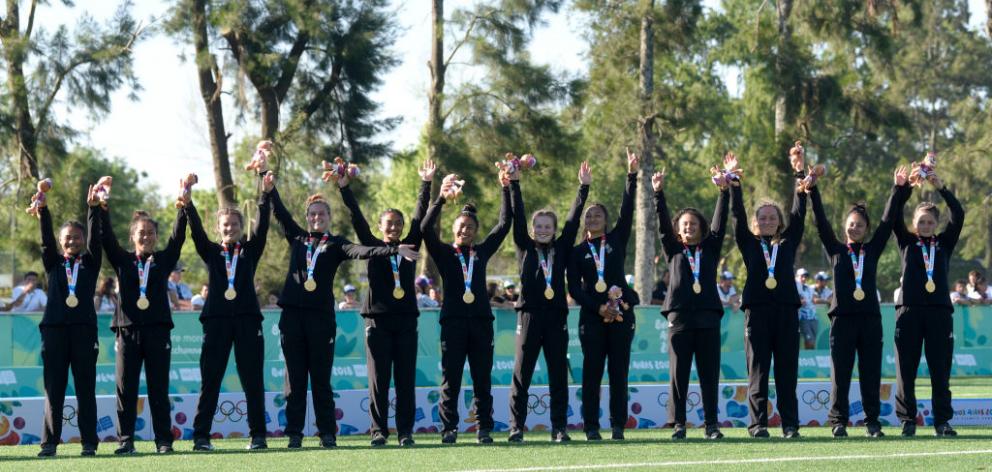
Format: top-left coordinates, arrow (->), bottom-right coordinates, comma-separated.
38,0 -> 989,197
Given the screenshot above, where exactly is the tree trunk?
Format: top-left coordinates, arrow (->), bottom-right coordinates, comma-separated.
987,0 -> 992,38
773,0 -> 793,146
634,0 -> 657,301
985,195 -> 992,270
2,0 -> 40,180
192,0 -> 236,207
421,0 -> 446,282
260,89 -> 280,141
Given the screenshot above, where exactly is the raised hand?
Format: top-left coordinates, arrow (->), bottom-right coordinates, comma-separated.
928,171 -> 943,189
894,165 -> 909,186
398,244 -> 421,261
651,169 -> 666,192
245,140 -> 273,174
419,159 -> 437,182
789,141 -> 805,173
175,173 -> 198,208
499,168 -> 511,187
440,174 -> 463,200
86,184 -> 101,208
908,162 -> 923,187
626,147 -> 640,174
93,176 -> 113,209
578,160 -> 591,185
262,172 -> 275,193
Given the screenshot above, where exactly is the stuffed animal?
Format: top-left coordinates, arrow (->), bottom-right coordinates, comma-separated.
321,156 -> 361,182
603,285 -> 629,323
245,140 -> 273,173
93,176 -> 113,209
495,152 -> 537,175
175,173 -> 198,209
25,178 -> 53,217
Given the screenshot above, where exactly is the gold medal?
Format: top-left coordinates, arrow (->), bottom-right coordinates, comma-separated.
136,296 -> 150,310
66,294 -> 79,308
393,287 -> 405,299
304,279 -> 317,292
765,277 -> 777,290
225,288 -> 237,300
544,287 -> 555,300
925,280 -> 936,293
692,282 -> 702,294
463,292 -> 475,304
595,280 -> 607,293
853,288 -> 865,301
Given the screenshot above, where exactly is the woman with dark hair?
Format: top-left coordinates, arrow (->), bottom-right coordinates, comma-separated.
420,169 -> 512,445
33,183 -> 103,457
809,166 -> 908,438
567,149 -> 639,441
654,154 -> 733,440
100,180 -> 187,454
506,160 -> 590,443
267,176 -> 418,450
94,277 -> 119,313
892,163 -> 965,437
184,170 -> 272,451
730,143 -> 807,439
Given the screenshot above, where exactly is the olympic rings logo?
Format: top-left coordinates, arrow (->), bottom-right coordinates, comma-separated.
214,399 -> 248,423
656,391 -> 701,409
62,405 -> 77,427
359,396 -> 399,418
527,393 -> 551,415
801,389 -> 831,411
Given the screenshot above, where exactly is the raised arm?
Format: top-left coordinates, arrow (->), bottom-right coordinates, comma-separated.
38,206 -> 60,270
269,186 -> 306,242
184,202 -> 216,261
159,208 -> 188,269
730,185 -> 752,245
99,207 -> 129,267
560,182 -> 590,247
711,187 -> 730,244
653,184 -> 680,255
869,176 -> 910,247
809,186 -> 843,254
86,205 -> 103,265
612,172 -> 638,244
783,183 -> 807,241
890,175 -> 914,244
938,184 -> 965,249
247,189 -> 271,257
339,184 -> 377,245
420,195 -> 447,256
477,184 -> 513,255
509,180 -> 531,249
405,161 -> 436,247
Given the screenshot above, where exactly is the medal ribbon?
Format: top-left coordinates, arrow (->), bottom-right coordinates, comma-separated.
760,239 -> 779,281
305,233 -> 330,283
64,255 -> 80,297
389,253 -> 403,290
683,244 -> 701,288
136,254 -> 153,299
847,243 -> 865,292
538,247 -> 554,289
586,235 -> 606,285
223,242 -> 241,292
918,237 -> 936,284
453,245 -> 475,298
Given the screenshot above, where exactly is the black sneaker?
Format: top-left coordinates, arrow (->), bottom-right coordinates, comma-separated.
832,425 -> 848,438
246,437 -> 268,450
399,436 -> 415,447
287,435 -> 303,449
552,429 -> 571,443
866,423 -> 884,438
750,426 -> 770,438
508,428 -> 524,443
783,427 -> 801,439
37,444 -> 57,457
156,443 -> 174,454
371,432 -> 387,447
114,441 -> 136,455
585,430 -> 602,441
901,421 -> 916,437
705,425 -> 724,440
935,423 -> 958,437
320,434 -> 337,448
671,424 -> 687,440
193,438 -> 214,451
477,429 -> 493,444
81,444 -> 97,456
611,427 -> 624,440
441,430 -> 457,444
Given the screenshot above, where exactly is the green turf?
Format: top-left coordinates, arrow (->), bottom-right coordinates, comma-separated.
2,427 -> 991,471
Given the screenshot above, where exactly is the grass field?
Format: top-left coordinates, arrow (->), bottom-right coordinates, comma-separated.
3,427 -> 991,471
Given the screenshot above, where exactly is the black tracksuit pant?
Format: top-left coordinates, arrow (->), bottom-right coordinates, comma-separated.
40,325 -> 99,447
509,310 -> 570,431
667,323 -> 721,427
578,312 -> 635,432
828,314 -> 883,427
894,306 -> 954,426
279,310 -> 337,438
364,315 -> 418,438
115,325 -> 173,445
744,304 -> 800,432
193,317 -> 267,440
439,317 -> 494,433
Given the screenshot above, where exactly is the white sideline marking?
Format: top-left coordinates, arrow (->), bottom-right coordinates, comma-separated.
450,449 -> 992,472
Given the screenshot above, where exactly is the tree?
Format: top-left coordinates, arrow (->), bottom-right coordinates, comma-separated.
1,1 -> 144,180
633,0 -> 658,299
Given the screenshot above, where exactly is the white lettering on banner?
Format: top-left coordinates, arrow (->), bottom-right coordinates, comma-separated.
0,370 -> 15,385
169,370 -> 178,381
181,334 -> 204,343
96,372 -> 115,383
352,364 -> 367,377
798,357 -> 816,367
815,356 -> 832,368
173,346 -> 202,356
179,368 -> 202,382
954,354 -> 977,367
630,360 -> 669,370
885,354 -> 896,365
494,360 -> 515,371
332,366 -> 353,376
271,366 -> 285,378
